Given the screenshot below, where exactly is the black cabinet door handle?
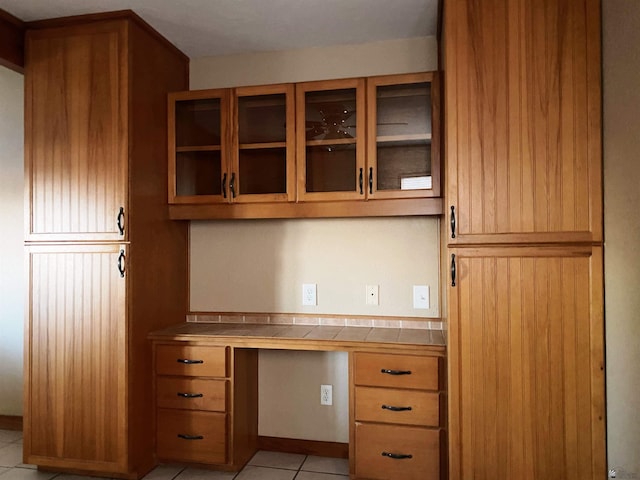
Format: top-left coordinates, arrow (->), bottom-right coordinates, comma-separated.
222,173 -> 227,199
176,359 -> 204,364
230,172 -> 236,198
117,207 -> 125,235
177,392 -> 204,398
381,452 -> 413,460
117,249 -> 125,278
359,168 -> 363,194
451,254 -> 457,287
380,369 -> 412,376
369,167 -> 373,194
177,434 -> 204,440
450,205 -> 456,238
382,405 -> 413,412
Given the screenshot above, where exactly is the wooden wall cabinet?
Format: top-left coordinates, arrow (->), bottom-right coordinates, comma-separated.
447,246 -> 605,480
366,72 -> 440,200
23,12 -> 189,479
169,84 -> 296,204
296,77 -> 366,201
168,72 -> 443,219
444,1 -> 605,479
445,0 -> 602,246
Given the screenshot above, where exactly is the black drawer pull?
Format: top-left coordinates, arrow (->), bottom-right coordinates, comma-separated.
382,452 -> 413,460
380,369 -> 412,376
177,359 -> 204,364
382,405 -> 412,412
177,392 -> 204,398
177,434 -> 204,440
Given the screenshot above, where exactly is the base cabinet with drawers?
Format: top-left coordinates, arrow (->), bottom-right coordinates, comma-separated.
351,352 -> 446,480
153,343 -> 258,471
152,337 -> 446,479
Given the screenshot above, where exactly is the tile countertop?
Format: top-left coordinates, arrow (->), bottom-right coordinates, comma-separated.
149,322 -> 446,354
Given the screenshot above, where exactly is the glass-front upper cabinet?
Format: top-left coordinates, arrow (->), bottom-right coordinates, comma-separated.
232,84 -> 295,203
366,72 -> 440,199
168,89 -> 230,204
296,78 -> 366,201
169,85 -> 295,204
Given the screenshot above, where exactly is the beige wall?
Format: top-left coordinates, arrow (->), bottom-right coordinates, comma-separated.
190,36 -> 437,89
190,37 -> 438,441
0,66 -> 24,416
603,1 -> 640,475
191,218 -> 440,318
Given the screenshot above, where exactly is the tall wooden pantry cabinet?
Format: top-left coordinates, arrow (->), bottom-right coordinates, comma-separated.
23,12 -> 189,479
444,0 -> 605,479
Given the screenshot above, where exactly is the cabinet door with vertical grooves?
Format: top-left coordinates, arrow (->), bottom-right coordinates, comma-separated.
447,246 -> 605,480
445,0 -> 602,244
24,244 -> 127,473
25,21 -> 127,241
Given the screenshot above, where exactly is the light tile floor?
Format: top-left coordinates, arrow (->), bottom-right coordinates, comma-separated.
0,431 -> 349,480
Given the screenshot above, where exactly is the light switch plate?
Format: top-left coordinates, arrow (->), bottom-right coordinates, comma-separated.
366,285 -> 379,305
413,285 -> 430,309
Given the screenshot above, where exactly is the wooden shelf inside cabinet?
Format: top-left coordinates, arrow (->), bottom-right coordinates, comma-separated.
305,138 -> 358,147
377,134 -> 432,144
239,142 -> 287,150
176,145 -> 222,152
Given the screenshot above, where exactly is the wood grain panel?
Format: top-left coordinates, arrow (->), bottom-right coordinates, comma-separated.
355,387 -> 440,427
354,422 -> 440,480
354,352 -> 439,390
0,8 -> 24,72
445,0 -> 602,244
24,244 -> 126,470
157,409 -> 226,464
447,246 -> 605,480
156,378 -> 226,412
25,21 -> 127,241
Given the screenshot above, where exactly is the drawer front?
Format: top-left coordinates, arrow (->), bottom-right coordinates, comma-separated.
156,345 -> 227,377
157,377 -> 227,412
354,352 -> 439,390
157,409 -> 226,464
355,386 -> 440,427
355,423 -> 440,480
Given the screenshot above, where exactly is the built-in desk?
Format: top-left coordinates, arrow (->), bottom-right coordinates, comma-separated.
149,323 -> 447,480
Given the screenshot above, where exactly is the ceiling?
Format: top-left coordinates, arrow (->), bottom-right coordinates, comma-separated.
0,0 -> 440,58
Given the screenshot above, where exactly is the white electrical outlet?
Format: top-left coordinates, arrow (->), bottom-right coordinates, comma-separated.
320,384 -> 333,405
366,285 -> 379,305
413,285 -> 430,309
302,283 -> 317,306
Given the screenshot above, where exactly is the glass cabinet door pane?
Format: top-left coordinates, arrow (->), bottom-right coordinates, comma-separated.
305,89 -> 357,141
175,98 -> 221,147
306,145 -> 357,192
239,148 -> 287,194
238,94 -> 287,144
176,151 -> 222,196
375,82 -> 432,192
304,88 -> 358,194
237,93 -> 289,196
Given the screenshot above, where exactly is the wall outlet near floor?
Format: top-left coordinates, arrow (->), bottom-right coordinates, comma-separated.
302,283 -> 317,306
320,384 -> 333,405
610,468 -> 639,479
365,285 -> 379,305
